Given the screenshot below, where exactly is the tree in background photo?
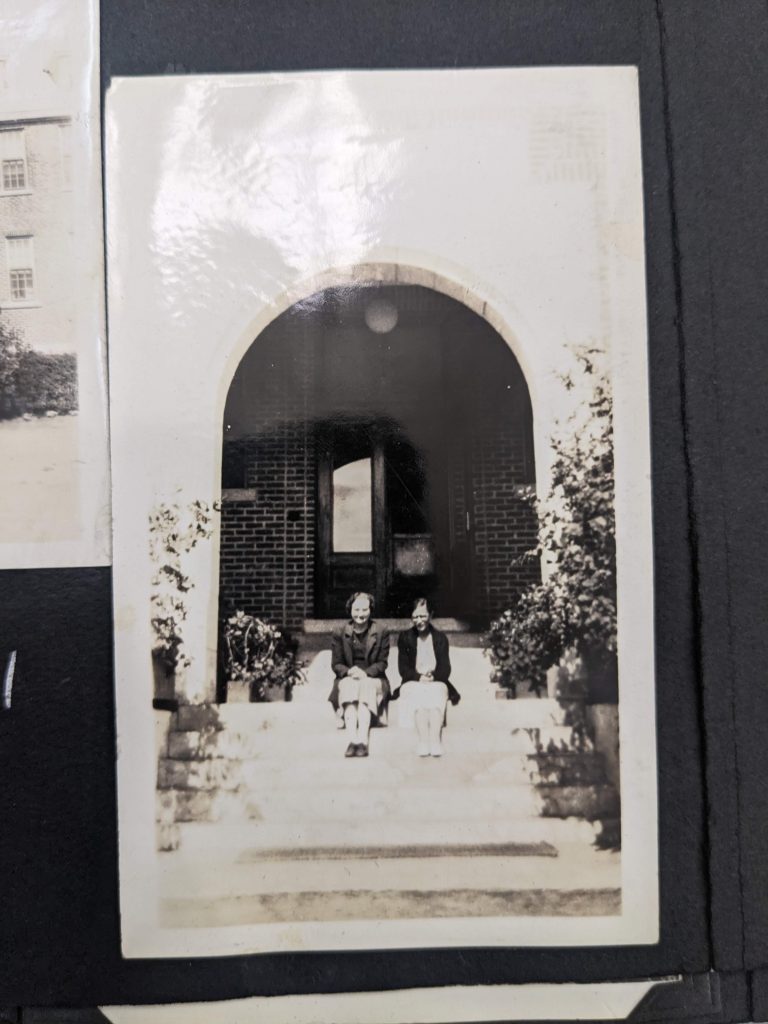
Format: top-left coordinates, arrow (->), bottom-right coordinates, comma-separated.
0,313 -> 77,420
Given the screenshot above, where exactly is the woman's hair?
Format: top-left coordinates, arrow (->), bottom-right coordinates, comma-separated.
346,591 -> 375,615
411,596 -> 433,615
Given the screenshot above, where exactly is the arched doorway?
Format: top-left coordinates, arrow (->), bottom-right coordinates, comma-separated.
218,283 -> 537,631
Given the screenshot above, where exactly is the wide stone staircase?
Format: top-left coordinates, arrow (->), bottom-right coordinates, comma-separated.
156,631 -> 620,928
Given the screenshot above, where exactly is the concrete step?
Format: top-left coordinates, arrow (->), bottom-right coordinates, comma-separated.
203,707 -> 567,738
509,726 -> 594,755
159,886 -> 621,927
208,696 -> 567,725
167,780 -> 617,824
164,750 -> 535,783
247,783 -> 538,820
158,845 -> 621,899
173,697 -> 572,734
174,817 -> 601,857
413,725 -> 590,755
246,783 -> 616,823
166,719 -> 588,763
161,750 -> 608,795
166,724 -> 587,761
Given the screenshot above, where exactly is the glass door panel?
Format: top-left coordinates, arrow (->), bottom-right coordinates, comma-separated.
332,457 -> 372,553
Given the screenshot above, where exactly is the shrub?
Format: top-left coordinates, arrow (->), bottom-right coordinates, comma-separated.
223,611 -> 306,701
0,317 -> 26,387
486,589 -> 562,697
0,312 -> 78,418
486,350 -> 617,697
0,317 -> 28,418
13,350 -> 78,413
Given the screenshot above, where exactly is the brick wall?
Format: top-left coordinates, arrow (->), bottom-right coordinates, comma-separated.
469,408 -> 540,621
443,316 -> 539,622
218,287 -> 540,633
219,322 -> 315,631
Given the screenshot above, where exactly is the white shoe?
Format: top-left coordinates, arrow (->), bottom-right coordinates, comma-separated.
417,742 -> 430,757
429,741 -> 443,757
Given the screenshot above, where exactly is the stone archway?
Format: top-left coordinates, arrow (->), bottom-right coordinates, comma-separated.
217,279 -> 539,644
161,260 -> 556,707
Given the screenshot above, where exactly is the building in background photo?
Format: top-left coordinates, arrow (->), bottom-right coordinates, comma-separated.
0,0 -> 109,565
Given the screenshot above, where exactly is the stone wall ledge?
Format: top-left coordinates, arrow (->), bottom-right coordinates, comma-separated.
158,757 -> 243,791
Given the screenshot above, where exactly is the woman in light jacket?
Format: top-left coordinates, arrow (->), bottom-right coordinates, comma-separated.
395,597 -> 460,757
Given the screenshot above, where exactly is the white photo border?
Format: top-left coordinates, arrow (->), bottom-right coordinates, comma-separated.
106,66 -> 658,958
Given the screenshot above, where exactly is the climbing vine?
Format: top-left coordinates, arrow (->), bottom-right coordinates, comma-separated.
149,499 -> 221,672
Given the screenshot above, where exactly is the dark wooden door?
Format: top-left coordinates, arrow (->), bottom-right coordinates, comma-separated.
437,314 -> 477,620
316,418 -> 448,618
316,423 -> 389,617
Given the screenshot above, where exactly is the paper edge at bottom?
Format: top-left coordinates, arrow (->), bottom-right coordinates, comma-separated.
100,978 -> 678,1024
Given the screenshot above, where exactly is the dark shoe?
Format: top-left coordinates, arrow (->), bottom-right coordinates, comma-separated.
344,743 -> 357,757
354,743 -> 369,757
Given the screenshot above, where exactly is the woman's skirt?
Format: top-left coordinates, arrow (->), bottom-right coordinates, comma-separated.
396,680 -> 449,729
337,674 -> 384,716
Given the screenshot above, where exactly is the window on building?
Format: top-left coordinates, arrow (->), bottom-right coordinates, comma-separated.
6,236 -> 35,301
0,130 -> 27,191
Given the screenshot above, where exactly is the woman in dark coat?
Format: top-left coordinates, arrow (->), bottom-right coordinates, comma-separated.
328,592 -> 390,758
396,597 -> 460,757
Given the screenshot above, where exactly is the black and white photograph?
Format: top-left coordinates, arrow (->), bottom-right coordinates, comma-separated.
0,0 -> 110,568
106,67 -> 657,957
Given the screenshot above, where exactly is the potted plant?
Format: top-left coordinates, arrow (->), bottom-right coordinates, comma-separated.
223,611 -> 305,703
486,596 -> 557,699
150,604 -> 186,703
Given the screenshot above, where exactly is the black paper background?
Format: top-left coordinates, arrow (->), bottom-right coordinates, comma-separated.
0,0 -> 766,1012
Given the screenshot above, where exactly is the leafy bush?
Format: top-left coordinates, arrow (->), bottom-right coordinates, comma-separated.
0,316 -> 78,417
13,350 -> 77,413
223,611 -> 305,701
0,317 -> 26,391
0,317 -> 28,418
486,351 -> 617,697
486,588 -> 562,697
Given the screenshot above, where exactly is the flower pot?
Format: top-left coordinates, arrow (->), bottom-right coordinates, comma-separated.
152,651 -> 176,703
553,649 -> 618,704
554,662 -> 588,703
581,650 -> 619,704
262,682 -> 287,702
226,677 -> 251,703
